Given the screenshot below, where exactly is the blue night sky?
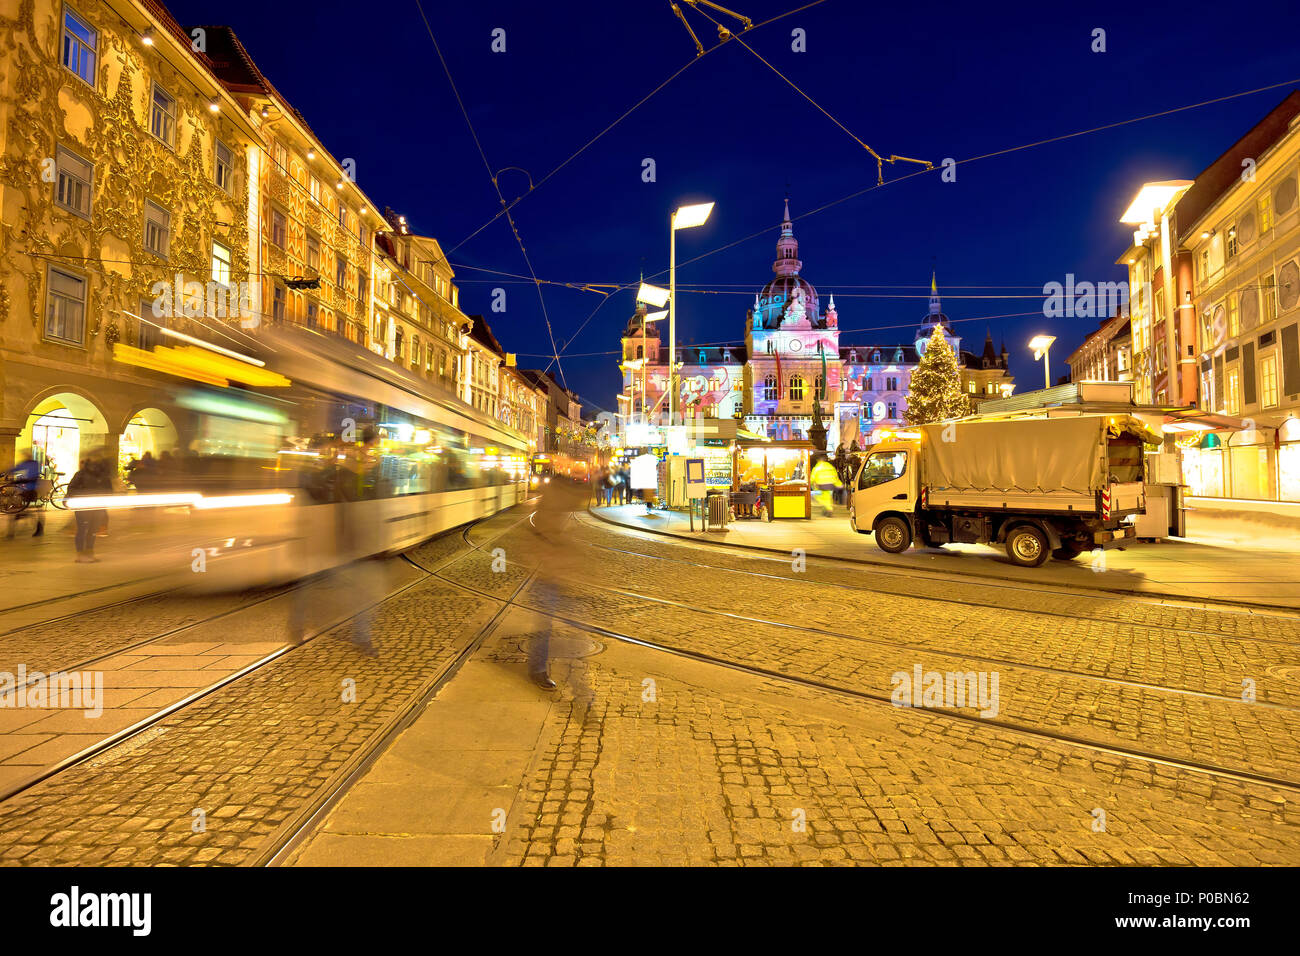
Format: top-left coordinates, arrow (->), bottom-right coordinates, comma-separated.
167,0 -> 1300,412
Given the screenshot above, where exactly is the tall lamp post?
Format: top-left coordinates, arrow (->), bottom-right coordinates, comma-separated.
635,281 -> 670,423
1029,334 -> 1056,390
668,202 -> 714,425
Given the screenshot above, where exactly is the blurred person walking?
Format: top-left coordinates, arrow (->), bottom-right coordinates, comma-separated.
67,452 -> 112,562
810,452 -> 842,518
526,474 -> 588,690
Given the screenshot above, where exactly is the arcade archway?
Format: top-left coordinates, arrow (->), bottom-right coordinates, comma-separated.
19,393 -> 110,480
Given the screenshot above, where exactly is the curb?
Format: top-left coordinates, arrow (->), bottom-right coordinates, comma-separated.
583,506 -> 1300,615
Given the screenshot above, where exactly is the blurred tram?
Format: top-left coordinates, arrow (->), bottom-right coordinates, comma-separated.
107,322 -> 530,590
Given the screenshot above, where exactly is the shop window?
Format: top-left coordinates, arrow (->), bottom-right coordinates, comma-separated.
54,146 -> 93,219
44,266 -> 86,346
61,6 -> 97,86
150,83 -> 176,148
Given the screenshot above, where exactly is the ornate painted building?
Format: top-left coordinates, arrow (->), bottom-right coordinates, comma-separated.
619,200 -> 1015,447
0,0 -> 262,473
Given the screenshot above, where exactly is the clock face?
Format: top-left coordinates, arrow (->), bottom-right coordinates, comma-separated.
788,338 -> 803,352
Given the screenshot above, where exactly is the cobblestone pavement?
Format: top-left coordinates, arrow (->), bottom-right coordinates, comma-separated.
287,513 -> 1300,866
0,512 -> 528,865
3,504 -> 1299,866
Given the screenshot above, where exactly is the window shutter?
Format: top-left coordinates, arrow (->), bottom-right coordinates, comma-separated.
1242,342 -> 1257,406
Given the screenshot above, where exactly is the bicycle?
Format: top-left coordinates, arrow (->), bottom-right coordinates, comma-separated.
0,469 -> 69,515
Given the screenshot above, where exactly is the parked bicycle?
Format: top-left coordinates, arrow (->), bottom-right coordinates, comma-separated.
0,466 -> 69,515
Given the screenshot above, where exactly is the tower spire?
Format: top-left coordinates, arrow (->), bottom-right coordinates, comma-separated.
773,196 -> 801,275
929,270 -> 941,316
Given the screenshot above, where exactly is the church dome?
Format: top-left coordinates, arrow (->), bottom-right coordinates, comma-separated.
751,199 -> 822,328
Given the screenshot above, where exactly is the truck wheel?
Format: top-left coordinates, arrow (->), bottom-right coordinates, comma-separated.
874,516 -> 912,554
1051,544 -> 1084,561
1006,525 -> 1049,567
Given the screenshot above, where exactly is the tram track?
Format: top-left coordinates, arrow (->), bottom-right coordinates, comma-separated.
425,511 -> 1300,795
571,514 -> 1300,644
0,510 -> 534,811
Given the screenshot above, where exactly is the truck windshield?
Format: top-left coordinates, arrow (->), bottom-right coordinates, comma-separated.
858,450 -> 907,489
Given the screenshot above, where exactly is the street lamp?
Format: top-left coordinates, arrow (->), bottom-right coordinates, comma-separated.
630,308 -> 667,419
1029,334 -> 1056,389
669,201 -> 714,424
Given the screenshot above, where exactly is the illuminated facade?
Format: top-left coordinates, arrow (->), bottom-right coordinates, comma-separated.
0,0 -> 261,473
620,202 -> 1013,447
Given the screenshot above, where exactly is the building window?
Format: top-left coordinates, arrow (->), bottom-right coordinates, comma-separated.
412,335 -> 421,369
815,374 -> 825,401
1263,273 -> 1277,322
1258,193 -> 1273,235
271,208 -> 286,247
968,381 -> 976,393
1261,353 -> 1279,408
394,327 -> 403,357
306,301 -> 318,329
272,284 -> 286,323
61,6 -> 97,85
211,241 -> 232,286
357,271 -> 368,303
306,235 -> 320,271
886,376 -> 899,391
138,298 -> 162,350
1200,250 -> 1209,282
54,145 -> 93,218
44,266 -> 86,346
143,200 -> 169,257
438,350 -> 447,377
336,256 -> 346,289
1226,226 -> 1237,260
338,205 -> 346,227
849,350 -> 858,363
1225,365 -> 1240,415
871,350 -> 881,362
309,176 -> 321,203
215,140 -> 233,193
150,83 -> 176,148
887,401 -> 897,419
273,140 -> 288,172
789,375 -> 805,401
1227,295 -> 1239,337
763,375 -> 777,401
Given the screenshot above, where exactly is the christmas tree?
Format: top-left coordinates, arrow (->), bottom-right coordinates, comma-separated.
905,326 -> 970,425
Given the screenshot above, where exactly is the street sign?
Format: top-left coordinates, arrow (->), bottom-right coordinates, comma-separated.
685,457 -> 707,499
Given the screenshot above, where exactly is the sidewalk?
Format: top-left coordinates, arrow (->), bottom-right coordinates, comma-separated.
585,503 -> 1300,610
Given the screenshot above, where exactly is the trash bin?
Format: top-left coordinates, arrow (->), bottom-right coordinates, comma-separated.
706,493 -> 728,531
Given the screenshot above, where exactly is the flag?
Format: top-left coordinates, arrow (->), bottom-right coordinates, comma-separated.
774,348 -> 783,401
819,341 -> 828,403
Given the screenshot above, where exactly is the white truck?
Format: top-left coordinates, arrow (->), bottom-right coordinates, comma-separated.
847,416 -> 1150,567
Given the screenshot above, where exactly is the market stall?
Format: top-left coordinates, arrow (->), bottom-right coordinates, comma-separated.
731,438 -> 814,519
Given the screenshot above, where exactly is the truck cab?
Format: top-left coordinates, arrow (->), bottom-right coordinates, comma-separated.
847,440 -> 918,547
